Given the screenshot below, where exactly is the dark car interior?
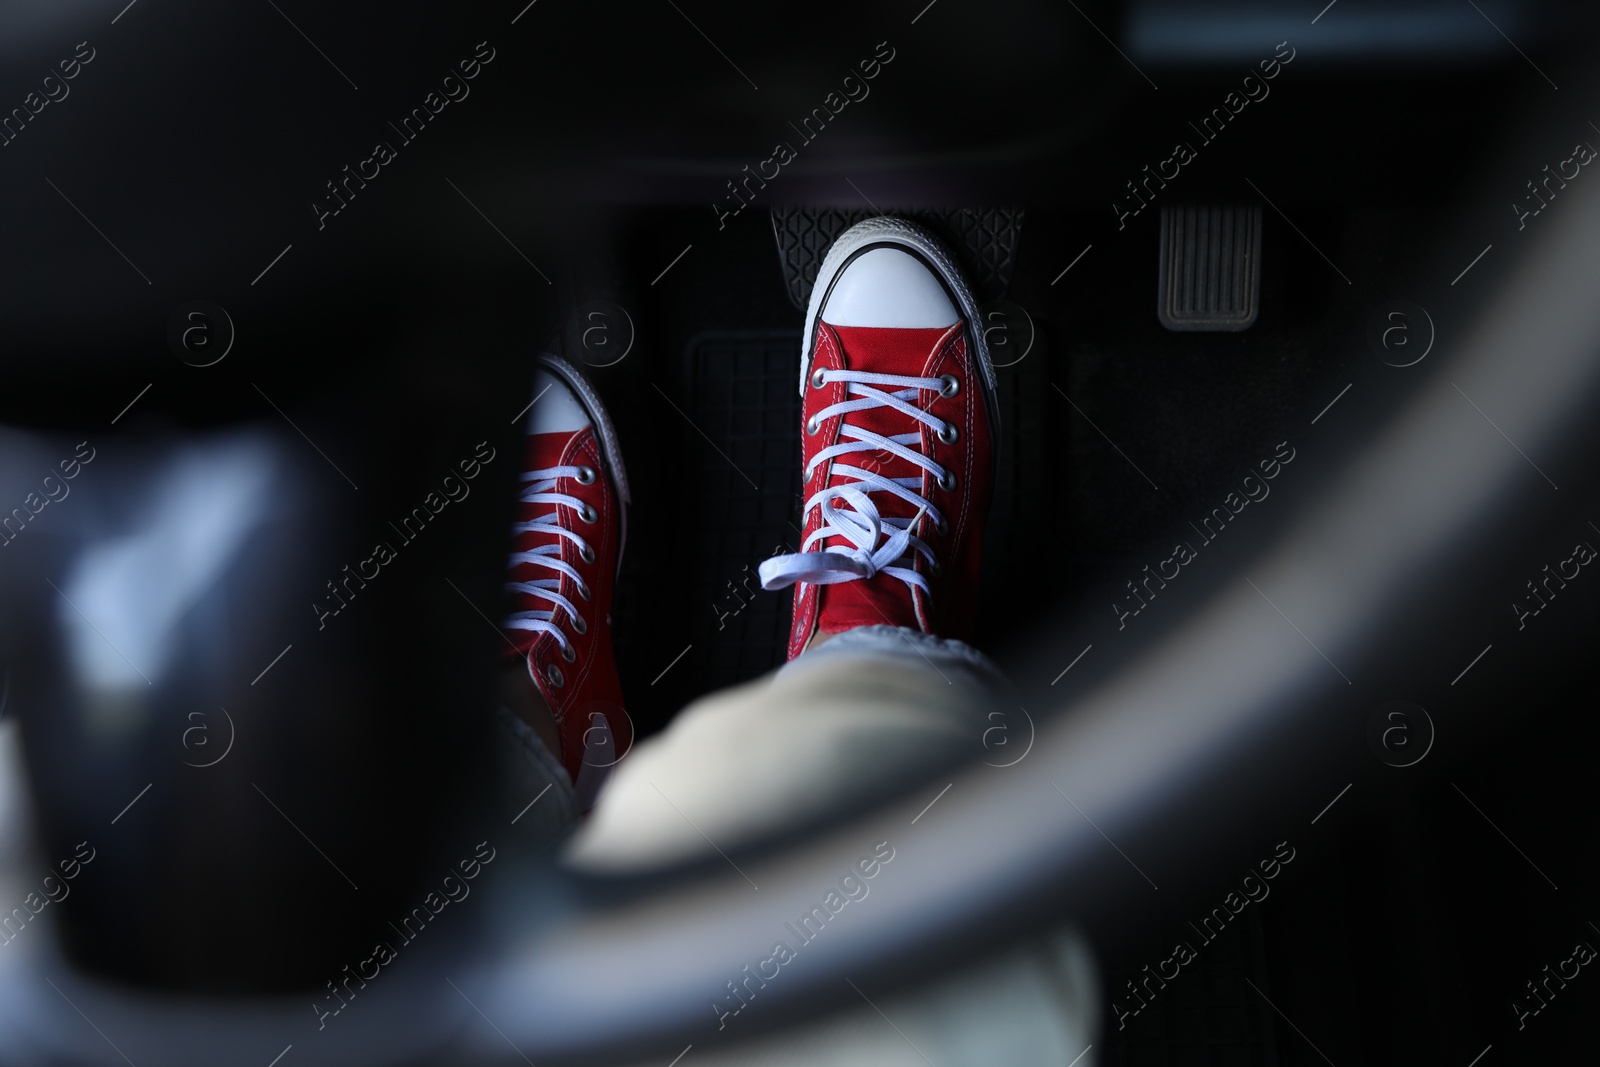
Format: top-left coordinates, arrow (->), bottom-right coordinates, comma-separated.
2,0 -> 1599,1063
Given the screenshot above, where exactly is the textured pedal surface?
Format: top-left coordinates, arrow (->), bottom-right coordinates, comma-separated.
773,207 -> 1024,311
682,330 -> 806,688
1158,204 -> 1262,332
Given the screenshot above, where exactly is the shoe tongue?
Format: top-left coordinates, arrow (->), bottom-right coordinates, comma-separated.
514,431 -> 581,554
810,324 -> 956,634
524,429 -> 577,470
820,324 -> 952,530
829,323 -> 953,359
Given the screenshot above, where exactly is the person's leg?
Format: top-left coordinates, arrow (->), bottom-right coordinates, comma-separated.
566,221 -> 1097,1062
564,624 -> 1005,868
569,216 -> 1003,869
496,354 -> 632,835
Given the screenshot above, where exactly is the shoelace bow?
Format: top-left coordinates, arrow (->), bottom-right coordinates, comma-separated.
504,465 -> 594,657
759,368 -> 954,597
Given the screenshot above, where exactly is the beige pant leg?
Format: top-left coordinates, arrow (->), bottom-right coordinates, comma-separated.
567,640 -> 991,871
564,627 -> 1100,1066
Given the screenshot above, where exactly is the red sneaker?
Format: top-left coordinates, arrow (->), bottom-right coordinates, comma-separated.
759,218 -> 998,658
503,354 -> 632,809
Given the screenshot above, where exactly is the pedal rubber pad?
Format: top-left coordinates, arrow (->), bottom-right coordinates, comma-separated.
1157,204 -> 1261,332
772,207 -> 1023,311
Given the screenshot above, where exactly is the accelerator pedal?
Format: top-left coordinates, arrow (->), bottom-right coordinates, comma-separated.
1157,203 -> 1262,332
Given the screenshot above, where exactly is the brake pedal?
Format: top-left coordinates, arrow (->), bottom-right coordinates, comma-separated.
772,207 -> 1023,311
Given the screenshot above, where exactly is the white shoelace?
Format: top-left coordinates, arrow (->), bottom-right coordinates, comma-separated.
759,369 -> 953,597
504,465 -> 594,656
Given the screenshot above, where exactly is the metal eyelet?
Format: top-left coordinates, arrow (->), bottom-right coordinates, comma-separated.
937,422 -> 959,445
575,465 -> 596,485
935,514 -> 950,536
560,642 -> 577,663
578,542 -> 596,564
930,557 -> 943,575
938,469 -> 957,492
545,664 -> 565,688
577,502 -> 597,524
805,416 -> 821,436
939,374 -> 960,398
810,368 -> 828,389
571,614 -> 588,635
577,580 -> 593,602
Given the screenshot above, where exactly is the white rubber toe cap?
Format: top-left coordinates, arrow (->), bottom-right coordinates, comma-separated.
818,247 -> 960,329
524,368 -> 593,435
